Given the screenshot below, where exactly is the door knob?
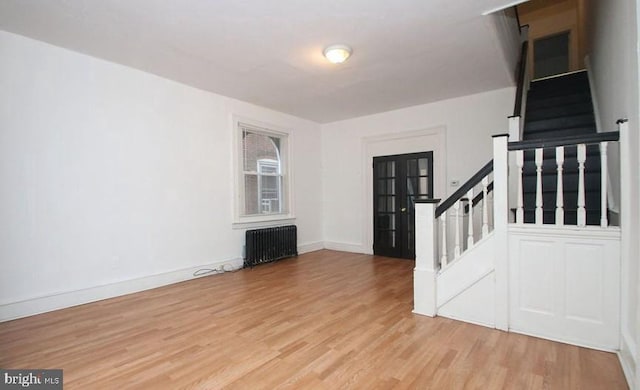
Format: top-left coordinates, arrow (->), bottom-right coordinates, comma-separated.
401,207 -> 407,212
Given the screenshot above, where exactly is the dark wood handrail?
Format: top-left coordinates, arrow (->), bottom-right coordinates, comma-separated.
435,160 -> 493,218
512,41 -> 529,117
508,131 -> 620,151
464,182 -> 494,214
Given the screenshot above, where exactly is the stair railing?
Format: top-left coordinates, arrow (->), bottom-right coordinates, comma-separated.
508,131 -> 620,227
414,135 -> 508,321
434,161 -> 494,267
509,27 -> 530,142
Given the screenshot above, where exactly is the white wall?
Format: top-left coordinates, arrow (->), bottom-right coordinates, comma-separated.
321,87 -> 515,252
586,0 -> 640,386
0,31 -> 323,320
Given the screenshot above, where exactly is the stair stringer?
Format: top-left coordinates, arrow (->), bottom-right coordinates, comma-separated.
436,232 -> 496,328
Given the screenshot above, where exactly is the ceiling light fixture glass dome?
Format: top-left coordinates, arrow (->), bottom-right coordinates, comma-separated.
323,44 -> 352,64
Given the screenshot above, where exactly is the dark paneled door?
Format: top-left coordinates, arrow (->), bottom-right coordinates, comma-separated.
373,152 -> 433,259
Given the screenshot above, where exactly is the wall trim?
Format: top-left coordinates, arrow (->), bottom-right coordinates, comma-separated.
509,327 -> 619,353
508,224 -> 621,240
584,54 -> 620,214
361,126 -> 447,256
584,55 -> 604,134
323,241 -> 366,254
618,331 -> 638,389
298,241 -> 324,254
0,257 -> 243,322
437,312 -> 495,329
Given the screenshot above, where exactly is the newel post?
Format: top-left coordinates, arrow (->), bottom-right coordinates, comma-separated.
493,134 -> 509,331
413,199 -> 441,317
508,116 -> 521,142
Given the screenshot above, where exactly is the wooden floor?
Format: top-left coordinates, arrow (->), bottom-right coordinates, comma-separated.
0,250 -> 628,389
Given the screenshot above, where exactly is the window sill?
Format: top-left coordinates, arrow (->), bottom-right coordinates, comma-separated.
232,215 -> 296,230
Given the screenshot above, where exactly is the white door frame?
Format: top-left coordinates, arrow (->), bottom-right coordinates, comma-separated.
361,126 -> 447,254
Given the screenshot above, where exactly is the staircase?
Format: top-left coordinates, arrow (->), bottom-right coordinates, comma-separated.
412,17 -> 628,382
520,71 -> 602,225
413,58 -> 624,349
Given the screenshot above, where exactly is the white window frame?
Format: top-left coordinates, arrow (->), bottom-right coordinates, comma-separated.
232,116 -> 294,228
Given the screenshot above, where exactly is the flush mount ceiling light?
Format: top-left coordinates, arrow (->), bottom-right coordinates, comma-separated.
323,44 -> 352,64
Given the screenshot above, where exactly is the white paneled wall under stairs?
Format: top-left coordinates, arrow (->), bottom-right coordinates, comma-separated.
413,121 -> 626,351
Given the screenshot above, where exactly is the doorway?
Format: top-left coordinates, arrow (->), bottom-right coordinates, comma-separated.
533,31 -> 570,79
373,152 -> 433,259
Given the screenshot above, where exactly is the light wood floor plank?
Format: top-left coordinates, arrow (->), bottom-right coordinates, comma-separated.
0,250 -> 628,389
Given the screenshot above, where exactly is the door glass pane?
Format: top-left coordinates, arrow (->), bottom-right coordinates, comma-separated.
387,179 -> 395,195
407,177 -> 416,195
407,159 -> 417,177
419,177 -> 428,195
419,158 -> 428,176
387,196 -> 396,212
379,214 -> 390,229
373,152 -> 432,259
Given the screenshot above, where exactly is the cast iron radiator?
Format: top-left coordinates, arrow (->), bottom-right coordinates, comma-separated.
244,225 -> 298,267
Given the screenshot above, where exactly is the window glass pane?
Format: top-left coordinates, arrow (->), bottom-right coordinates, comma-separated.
240,125 -> 285,216
243,129 -> 280,172
244,174 -> 259,215
260,175 -> 281,213
387,161 -> 395,177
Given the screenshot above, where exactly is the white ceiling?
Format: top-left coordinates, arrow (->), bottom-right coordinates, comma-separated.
0,0 -> 520,123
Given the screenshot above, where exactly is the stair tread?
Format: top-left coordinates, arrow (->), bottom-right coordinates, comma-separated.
526,93 -> 592,110
524,114 -> 595,132
523,128 -> 597,140
526,103 -> 594,122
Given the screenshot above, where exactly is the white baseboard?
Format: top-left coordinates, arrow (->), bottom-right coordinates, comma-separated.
509,327 -> 618,353
298,241 -> 324,254
619,331 -> 637,389
323,241 -> 365,254
437,313 -> 495,330
0,257 -> 243,322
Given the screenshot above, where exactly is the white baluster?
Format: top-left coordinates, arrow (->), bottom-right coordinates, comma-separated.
453,201 -> 461,259
516,150 -> 524,224
440,212 -> 448,267
555,146 -> 564,226
577,144 -> 587,227
467,189 -> 474,247
481,176 -> 489,237
535,148 -> 544,224
600,142 -> 608,227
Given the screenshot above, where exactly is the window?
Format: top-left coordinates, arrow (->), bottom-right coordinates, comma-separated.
234,120 -> 292,226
